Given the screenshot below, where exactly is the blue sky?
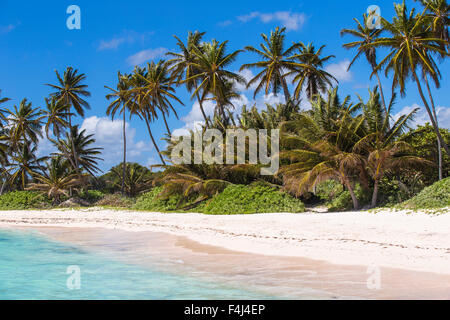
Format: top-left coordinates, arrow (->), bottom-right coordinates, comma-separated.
1,0 -> 449,172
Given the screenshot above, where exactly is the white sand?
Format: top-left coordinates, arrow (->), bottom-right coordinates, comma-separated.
0,208 -> 449,275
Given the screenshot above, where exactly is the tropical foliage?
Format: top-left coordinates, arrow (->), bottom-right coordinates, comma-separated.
0,0 -> 449,212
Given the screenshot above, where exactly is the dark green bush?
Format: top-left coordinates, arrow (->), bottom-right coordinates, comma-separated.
202,184 -> 305,215
403,177 -> 450,209
316,180 -> 368,211
0,191 -> 51,210
79,190 -> 105,203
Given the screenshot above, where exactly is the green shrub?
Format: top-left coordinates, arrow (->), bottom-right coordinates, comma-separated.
403,177 -> 450,209
0,191 -> 51,210
133,187 -> 183,212
79,190 -> 105,203
202,184 -> 305,215
316,180 -> 368,211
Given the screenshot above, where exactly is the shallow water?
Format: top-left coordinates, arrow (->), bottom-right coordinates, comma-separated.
0,228 -> 273,300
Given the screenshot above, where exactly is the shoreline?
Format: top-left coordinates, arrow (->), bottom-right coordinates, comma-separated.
1,208 -> 449,275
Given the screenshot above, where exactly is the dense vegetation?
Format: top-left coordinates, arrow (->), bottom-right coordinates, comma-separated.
0,0 -> 449,213
0,191 -> 50,210
403,177 -> 450,209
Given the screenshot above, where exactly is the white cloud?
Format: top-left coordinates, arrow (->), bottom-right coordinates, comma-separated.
238,11 -> 306,31
80,116 -> 153,166
393,104 -> 450,129
98,30 -> 154,51
325,59 -> 353,82
126,47 -> 168,65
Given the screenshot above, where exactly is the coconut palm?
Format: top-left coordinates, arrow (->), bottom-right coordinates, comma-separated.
288,43 -> 337,101
109,163 -> 153,197
139,60 -> 184,136
415,0 -> 450,51
2,98 -> 44,151
240,27 -> 301,102
366,2 -> 450,156
341,14 -> 388,113
43,96 -> 70,142
354,87 -> 430,207
46,67 -> 91,170
167,31 -> 211,126
186,40 -> 245,125
129,66 -> 165,165
106,72 -> 133,195
6,142 -> 47,190
53,126 -> 103,177
27,157 -> 86,204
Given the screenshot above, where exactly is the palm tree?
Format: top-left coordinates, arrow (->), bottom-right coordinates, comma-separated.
416,0 -> 450,179
354,87 -> 430,207
366,2 -> 450,156
53,126 -> 103,177
43,96 -> 70,142
240,27 -> 299,102
341,14 -> 388,113
288,43 -> 337,101
27,157 -> 85,204
415,0 -> 449,50
187,39 -> 245,125
106,72 -> 133,195
2,98 -> 44,151
109,163 -> 153,197
128,64 -> 171,165
46,67 -> 91,170
6,142 -> 47,190
167,31 -> 211,126
279,89 -> 366,209
140,60 -> 184,136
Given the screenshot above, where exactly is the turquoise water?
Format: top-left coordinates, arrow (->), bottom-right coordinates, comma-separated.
0,229 -> 271,300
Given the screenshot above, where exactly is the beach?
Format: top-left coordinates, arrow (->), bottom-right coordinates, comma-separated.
1,208 -> 449,299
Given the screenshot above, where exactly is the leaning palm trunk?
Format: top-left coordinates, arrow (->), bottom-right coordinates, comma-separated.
143,111 -> 166,165
374,69 -> 388,114
344,176 -> 359,210
162,112 -> 171,136
371,178 -> 380,208
425,76 -> 443,180
122,109 -> 127,196
412,71 -> 450,157
195,89 -> 209,127
281,77 -> 291,103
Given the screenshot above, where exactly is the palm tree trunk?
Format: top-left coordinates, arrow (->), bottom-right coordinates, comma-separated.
281,76 -> 291,103
143,113 -> 166,165
122,109 -> 127,196
162,112 -> 171,136
344,177 -> 359,210
425,76 -> 443,180
66,99 -> 80,172
195,89 -> 209,127
371,178 -> 379,208
412,71 -> 450,157
374,70 -> 388,114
